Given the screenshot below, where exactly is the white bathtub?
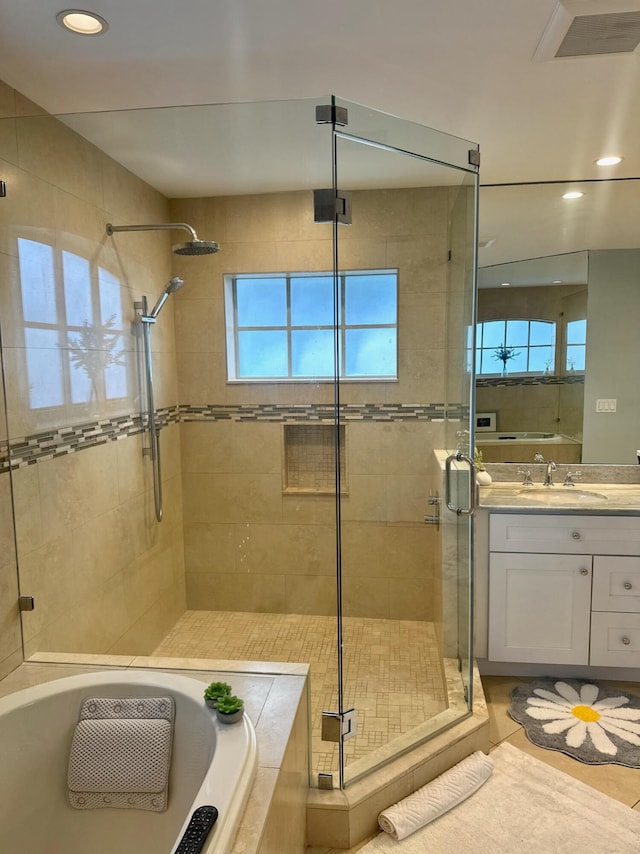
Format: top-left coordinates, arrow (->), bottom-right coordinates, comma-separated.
475,431 -> 571,445
0,670 -> 257,854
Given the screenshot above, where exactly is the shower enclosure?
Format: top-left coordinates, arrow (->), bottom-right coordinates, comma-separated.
0,91 -> 478,790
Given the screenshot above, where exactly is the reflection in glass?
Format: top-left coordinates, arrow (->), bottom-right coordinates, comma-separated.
63,251 -> 92,327
24,329 -> 64,408
566,318 -> 586,371
477,319 -> 556,375
18,237 -> 127,410
18,239 -> 57,324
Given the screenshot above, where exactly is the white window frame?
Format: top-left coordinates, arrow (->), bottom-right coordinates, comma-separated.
475,318 -> 557,377
224,270 -> 398,382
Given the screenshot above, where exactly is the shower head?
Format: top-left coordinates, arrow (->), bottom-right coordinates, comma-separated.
148,277 -> 184,319
165,276 -> 184,295
106,222 -> 220,255
172,239 -> 220,256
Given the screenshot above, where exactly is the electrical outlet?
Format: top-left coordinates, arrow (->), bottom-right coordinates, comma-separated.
596,399 -> 617,412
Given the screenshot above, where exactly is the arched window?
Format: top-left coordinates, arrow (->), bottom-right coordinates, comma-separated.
475,319 -> 556,376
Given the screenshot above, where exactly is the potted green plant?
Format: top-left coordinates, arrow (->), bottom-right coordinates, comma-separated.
214,694 -> 244,724
493,343 -> 519,375
203,681 -> 232,709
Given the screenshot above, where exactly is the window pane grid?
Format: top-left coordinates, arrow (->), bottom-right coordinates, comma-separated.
477,319 -> 556,376
230,271 -> 397,380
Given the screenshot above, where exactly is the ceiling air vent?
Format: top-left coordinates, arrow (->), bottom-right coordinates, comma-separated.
534,2 -> 640,61
557,11 -> 640,56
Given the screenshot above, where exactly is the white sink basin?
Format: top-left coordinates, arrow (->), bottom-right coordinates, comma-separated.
514,487 -> 608,504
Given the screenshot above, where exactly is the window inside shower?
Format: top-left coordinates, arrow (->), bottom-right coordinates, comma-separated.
224,270 -> 398,380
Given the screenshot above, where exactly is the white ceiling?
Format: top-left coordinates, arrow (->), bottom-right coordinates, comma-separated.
0,0 -> 638,267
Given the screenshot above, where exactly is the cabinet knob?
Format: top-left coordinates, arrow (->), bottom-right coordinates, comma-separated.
622,637 -> 632,646
571,531 -> 581,540
624,581 -> 633,590
580,567 -> 589,576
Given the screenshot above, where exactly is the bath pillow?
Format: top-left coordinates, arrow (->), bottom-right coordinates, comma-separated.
67,696 -> 175,811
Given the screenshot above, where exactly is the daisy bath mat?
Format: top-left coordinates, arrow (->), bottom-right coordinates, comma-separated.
509,678 -> 640,767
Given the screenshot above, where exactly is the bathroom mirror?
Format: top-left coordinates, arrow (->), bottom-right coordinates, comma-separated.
477,178 -> 640,465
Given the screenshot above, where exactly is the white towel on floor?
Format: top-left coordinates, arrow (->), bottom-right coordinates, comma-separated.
67,696 -> 175,811
378,750 -> 493,840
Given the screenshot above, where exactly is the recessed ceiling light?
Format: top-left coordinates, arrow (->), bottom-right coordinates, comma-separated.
562,191 -> 584,200
56,9 -> 109,35
595,155 -> 623,167
552,280 -> 562,284
500,282 -> 511,287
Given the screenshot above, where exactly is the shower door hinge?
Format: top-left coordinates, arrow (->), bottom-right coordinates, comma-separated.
313,188 -> 352,224
0,180 -> 6,198
315,104 -> 349,127
18,596 -> 35,612
318,773 -> 334,790
321,708 -> 358,742
468,148 -> 480,168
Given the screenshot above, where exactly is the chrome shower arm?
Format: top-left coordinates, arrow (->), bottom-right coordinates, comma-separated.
106,222 -> 198,240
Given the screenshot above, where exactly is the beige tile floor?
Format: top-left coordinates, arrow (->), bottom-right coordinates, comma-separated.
307,674 -> 640,854
153,610 -> 447,781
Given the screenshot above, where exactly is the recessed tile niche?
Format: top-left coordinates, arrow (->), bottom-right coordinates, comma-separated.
283,424 -> 347,494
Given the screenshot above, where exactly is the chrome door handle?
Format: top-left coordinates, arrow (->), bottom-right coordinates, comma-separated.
624,581 -> 633,590
580,568 -> 589,576
445,452 -> 476,516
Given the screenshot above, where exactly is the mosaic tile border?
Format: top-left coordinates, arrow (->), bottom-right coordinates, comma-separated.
476,374 -> 585,388
179,402 -> 461,422
5,407 -> 179,471
4,402 -> 465,470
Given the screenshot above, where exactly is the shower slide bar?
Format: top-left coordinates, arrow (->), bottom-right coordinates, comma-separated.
134,278 -> 184,521
136,294 -> 164,522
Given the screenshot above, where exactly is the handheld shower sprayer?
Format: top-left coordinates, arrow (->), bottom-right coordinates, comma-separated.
148,277 -> 184,320
106,221 -> 220,255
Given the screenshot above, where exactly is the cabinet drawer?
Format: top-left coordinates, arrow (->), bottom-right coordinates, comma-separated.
590,612 -> 640,668
489,513 -> 640,555
592,556 -> 640,613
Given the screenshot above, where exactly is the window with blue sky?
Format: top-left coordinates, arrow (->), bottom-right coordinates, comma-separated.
225,271 -> 398,380
474,319 -> 556,376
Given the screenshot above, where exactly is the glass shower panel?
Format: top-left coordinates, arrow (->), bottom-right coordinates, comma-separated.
333,104 -> 478,785
446,174 -> 478,713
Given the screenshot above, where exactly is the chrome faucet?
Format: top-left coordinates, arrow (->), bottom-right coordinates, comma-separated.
534,452 -> 556,486
543,460 -> 556,486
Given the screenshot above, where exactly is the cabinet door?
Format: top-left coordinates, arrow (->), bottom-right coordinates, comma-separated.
488,553 -> 592,664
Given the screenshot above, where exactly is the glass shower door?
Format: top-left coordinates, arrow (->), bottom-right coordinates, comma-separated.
330,98 -> 478,785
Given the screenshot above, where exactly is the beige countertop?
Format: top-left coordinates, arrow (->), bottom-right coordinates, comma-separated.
478,481 -> 640,513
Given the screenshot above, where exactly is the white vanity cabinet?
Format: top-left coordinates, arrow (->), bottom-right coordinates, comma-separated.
487,513 -> 640,668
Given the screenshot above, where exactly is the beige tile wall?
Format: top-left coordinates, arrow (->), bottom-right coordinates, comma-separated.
0,78 -> 185,661
171,190 -> 449,620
